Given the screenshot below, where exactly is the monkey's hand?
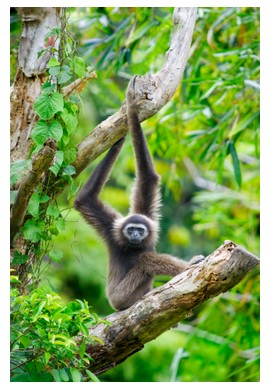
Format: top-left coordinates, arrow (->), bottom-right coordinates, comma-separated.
126,75 -> 139,107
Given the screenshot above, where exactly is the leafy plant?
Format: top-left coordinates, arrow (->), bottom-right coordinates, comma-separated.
10,281 -> 102,382
10,9 -> 91,287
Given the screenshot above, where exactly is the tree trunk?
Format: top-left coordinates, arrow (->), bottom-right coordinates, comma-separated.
10,7 -> 61,163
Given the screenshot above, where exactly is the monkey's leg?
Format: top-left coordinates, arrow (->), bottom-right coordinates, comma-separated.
108,252 -> 205,310
109,253 -> 186,305
139,253 -> 190,277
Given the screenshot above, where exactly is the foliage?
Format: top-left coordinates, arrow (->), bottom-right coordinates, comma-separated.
10,6 -> 260,383
10,9 -> 89,286
10,276 -> 101,382
11,277 -> 101,382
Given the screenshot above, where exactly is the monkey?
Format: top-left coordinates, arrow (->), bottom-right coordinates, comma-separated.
74,76 -> 204,311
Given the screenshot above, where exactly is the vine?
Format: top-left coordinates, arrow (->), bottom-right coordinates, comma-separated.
11,8 -> 94,289
10,9 -> 102,382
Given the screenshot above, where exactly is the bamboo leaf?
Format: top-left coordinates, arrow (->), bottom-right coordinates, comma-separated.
229,140 -> 242,188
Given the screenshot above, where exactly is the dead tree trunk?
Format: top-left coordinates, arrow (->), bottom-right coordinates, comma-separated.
84,241 -> 259,375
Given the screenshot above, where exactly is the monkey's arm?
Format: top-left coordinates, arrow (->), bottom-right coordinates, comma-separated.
126,76 -> 161,222
74,138 -> 125,239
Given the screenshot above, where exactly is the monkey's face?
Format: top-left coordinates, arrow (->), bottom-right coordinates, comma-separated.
113,214 -> 158,249
122,223 -> 149,246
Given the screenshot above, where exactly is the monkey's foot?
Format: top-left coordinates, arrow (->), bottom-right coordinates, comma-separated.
190,254 -> 205,265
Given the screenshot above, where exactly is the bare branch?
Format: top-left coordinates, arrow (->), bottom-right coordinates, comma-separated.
61,71 -> 97,98
83,241 -> 259,375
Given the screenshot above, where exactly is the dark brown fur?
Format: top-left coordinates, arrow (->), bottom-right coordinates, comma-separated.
74,76 -> 202,310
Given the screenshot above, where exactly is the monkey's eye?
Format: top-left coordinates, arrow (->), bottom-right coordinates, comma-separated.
138,228 -> 145,234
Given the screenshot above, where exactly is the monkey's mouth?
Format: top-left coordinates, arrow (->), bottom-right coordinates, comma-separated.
129,239 -> 142,245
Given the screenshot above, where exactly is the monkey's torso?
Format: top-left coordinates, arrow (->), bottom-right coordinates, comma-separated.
106,244 -> 155,310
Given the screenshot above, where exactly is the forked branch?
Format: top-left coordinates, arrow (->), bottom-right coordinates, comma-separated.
84,241 -> 259,375
73,7 -> 197,176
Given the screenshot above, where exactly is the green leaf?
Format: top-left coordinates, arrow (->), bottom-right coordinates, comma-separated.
217,142 -> 228,184
85,369 -> 100,382
34,92 -> 64,120
229,111 -> 259,138
47,57 -> 60,68
20,335 -> 31,348
51,369 -> 61,382
12,251 -> 28,265
22,219 -> 45,242
28,193 -> 41,218
59,369 -> 69,382
49,65 -> 60,77
72,56 -> 86,78
28,192 -> 49,218
31,120 -> 49,144
46,204 -> 61,218
55,217 -> 65,232
64,148 -> 77,164
79,340 -> 86,359
49,119 -> 63,141
33,301 -> 46,321
63,164 -> 76,176
126,19 -> 159,45
49,150 -> 64,175
40,195 -> 50,203
60,108 -> 78,134
10,159 -> 31,186
44,352 -> 51,364
58,65 -> 72,84
229,140 -> 242,188
32,119 -> 63,144
45,27 -> 60,39
41,82 -> 55,94
49,249 -> 63,262
70,368 -> 82,382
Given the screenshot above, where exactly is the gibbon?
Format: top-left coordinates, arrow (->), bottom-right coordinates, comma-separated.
74,76 -> 203,310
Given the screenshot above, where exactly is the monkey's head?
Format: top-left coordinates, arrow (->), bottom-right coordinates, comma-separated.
113,214 -> 158,249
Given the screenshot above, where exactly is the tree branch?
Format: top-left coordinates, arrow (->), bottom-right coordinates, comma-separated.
73,7 -> 197,176
61,71 -> 97,98
84,241 -> 259,375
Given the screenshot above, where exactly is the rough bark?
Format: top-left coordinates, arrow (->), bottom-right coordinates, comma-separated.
84,241 -> 259,375
10,7 -> 61,163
